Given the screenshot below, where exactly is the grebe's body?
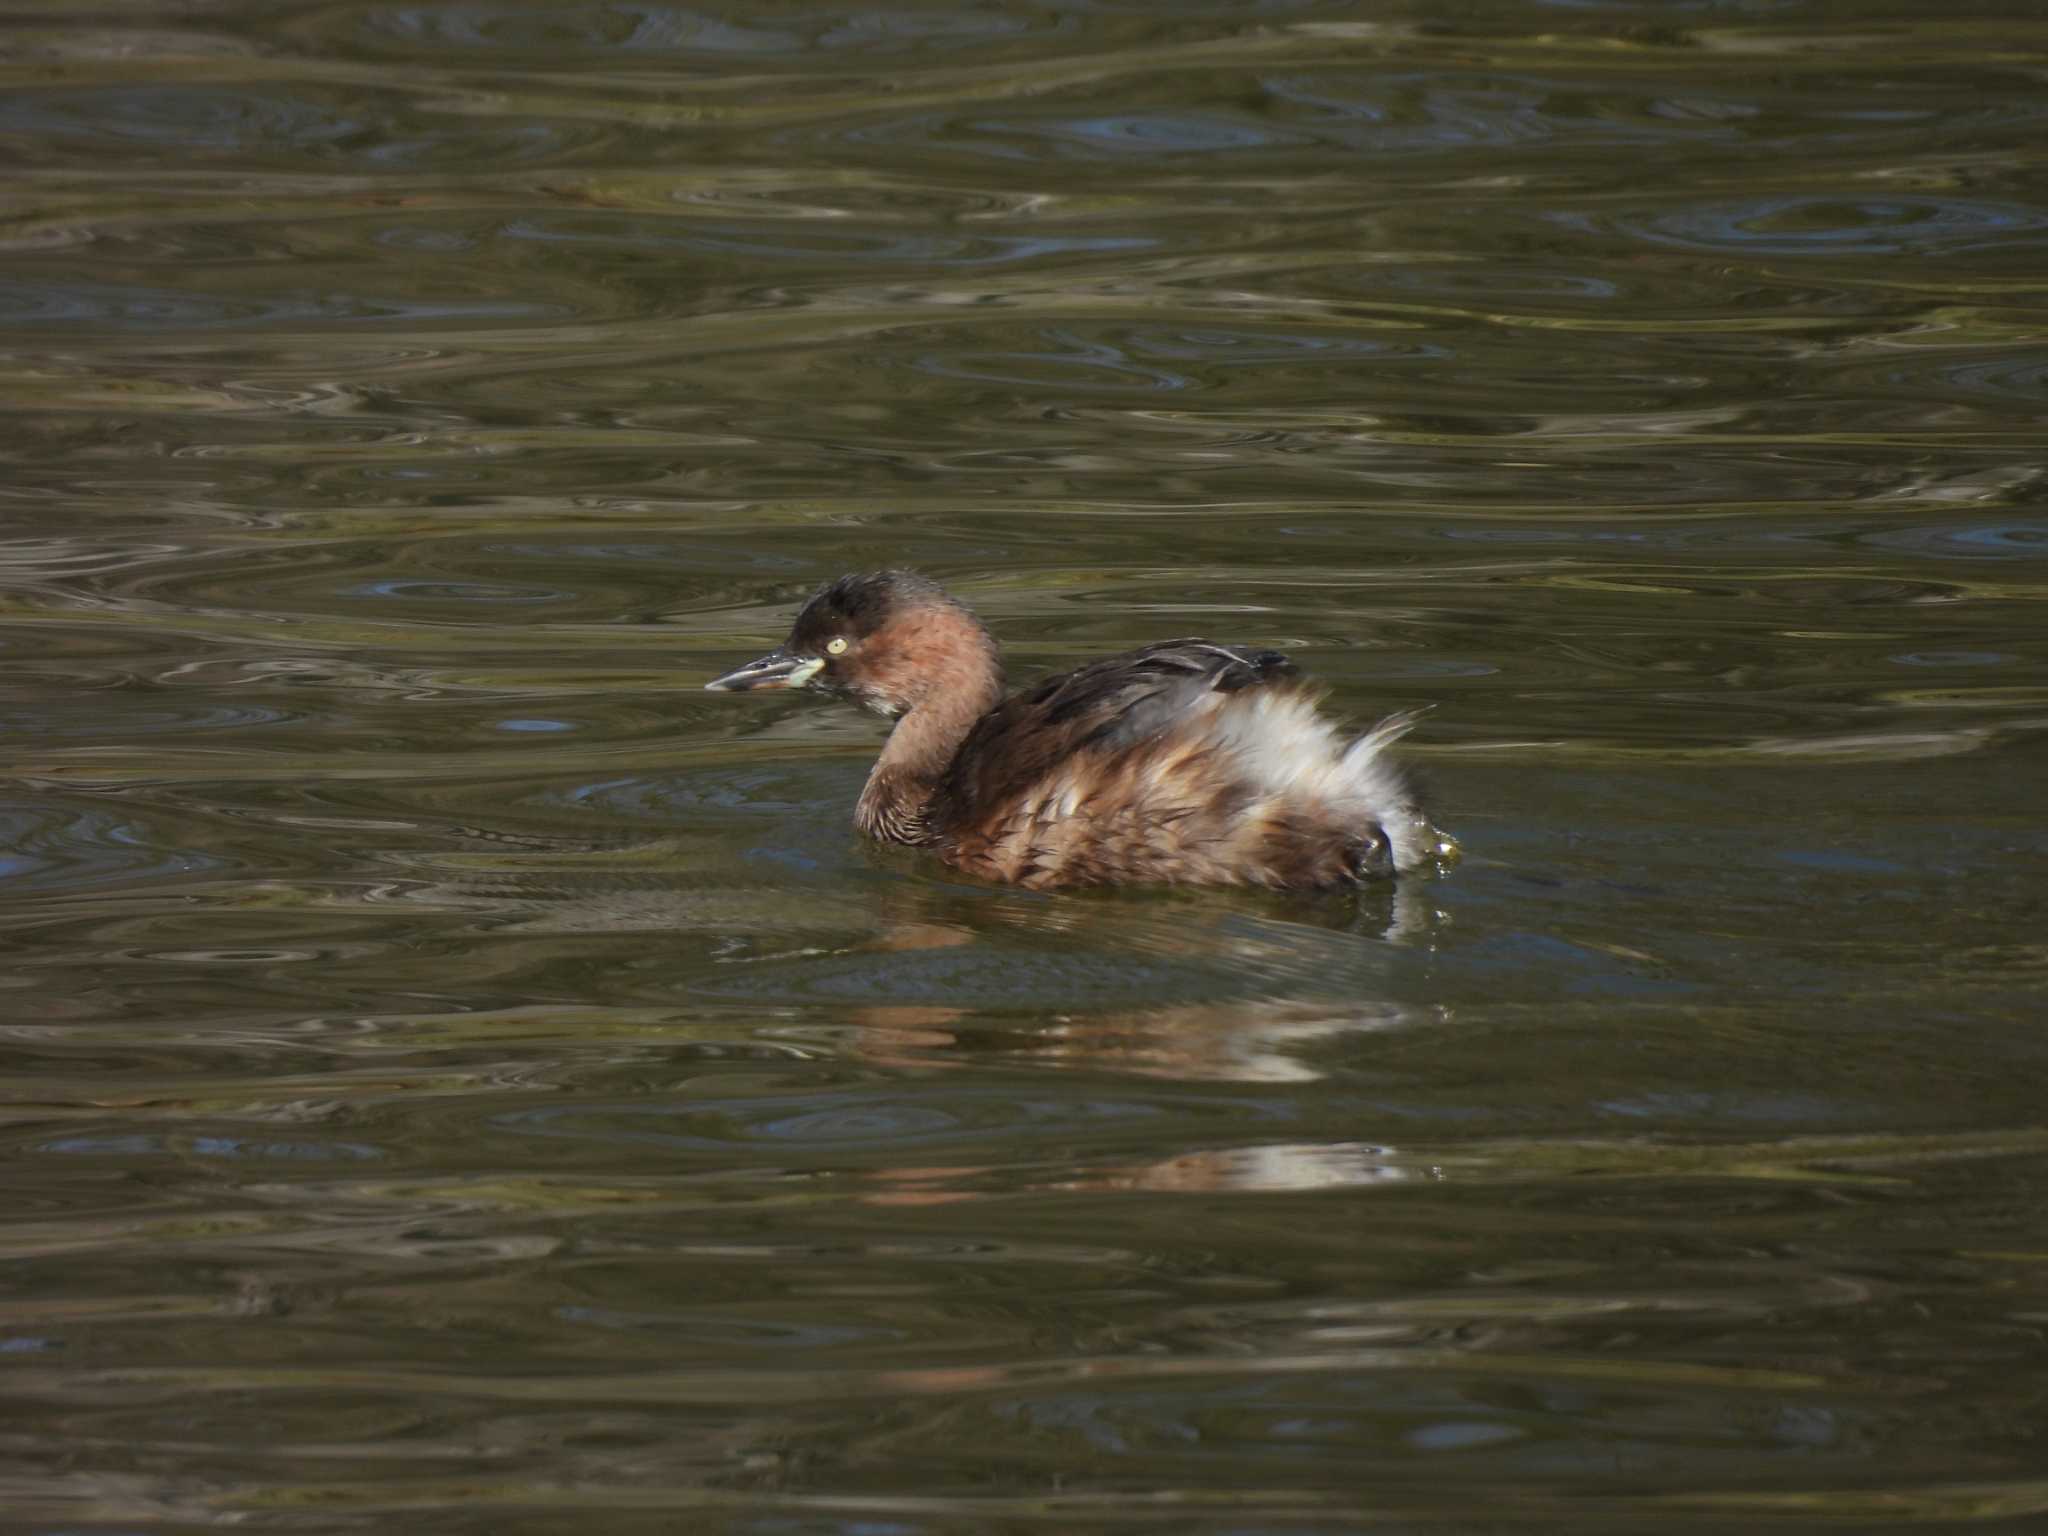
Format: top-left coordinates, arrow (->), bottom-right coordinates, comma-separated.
707,573 -> 1452,891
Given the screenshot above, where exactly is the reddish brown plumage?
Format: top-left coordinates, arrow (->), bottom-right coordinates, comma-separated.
706,572 -> 1453,891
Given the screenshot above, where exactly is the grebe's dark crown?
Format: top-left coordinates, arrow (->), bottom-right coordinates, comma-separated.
789,570 -> 950,648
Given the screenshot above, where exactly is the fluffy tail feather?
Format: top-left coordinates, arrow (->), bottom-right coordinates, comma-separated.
1342,704 -> 1433,763
1339,706 -> 1450,876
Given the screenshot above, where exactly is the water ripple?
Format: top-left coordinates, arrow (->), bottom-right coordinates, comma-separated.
500,1085 -> 1293,1154
1558,195 -> 2048,258
0,84 -> 613,168
0,277 -> 570,330
0,801 -> 225,893
340,2 -> 1065,59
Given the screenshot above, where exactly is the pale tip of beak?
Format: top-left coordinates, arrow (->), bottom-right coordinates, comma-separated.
702,651 -> 825,693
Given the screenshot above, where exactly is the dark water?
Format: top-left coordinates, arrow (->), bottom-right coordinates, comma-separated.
4,1 -> 2048,1530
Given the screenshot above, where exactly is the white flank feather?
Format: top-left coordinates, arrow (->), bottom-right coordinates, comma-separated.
1207,693 -> 1440,873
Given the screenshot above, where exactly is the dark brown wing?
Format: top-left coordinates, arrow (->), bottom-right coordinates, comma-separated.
928,639 -> 1296,831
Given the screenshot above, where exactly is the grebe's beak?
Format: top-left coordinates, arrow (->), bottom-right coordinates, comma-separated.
704,648 -> 825,692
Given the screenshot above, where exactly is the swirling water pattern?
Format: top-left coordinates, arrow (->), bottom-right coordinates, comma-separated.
3,1 -> 2047,1530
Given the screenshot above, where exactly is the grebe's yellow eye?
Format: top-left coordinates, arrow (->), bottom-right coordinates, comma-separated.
825,637 -> 849,655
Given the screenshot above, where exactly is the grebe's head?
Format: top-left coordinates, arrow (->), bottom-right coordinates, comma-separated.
705,571 -> 997,718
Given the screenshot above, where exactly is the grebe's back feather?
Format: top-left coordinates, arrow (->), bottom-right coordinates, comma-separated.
927,641 -> 1436,889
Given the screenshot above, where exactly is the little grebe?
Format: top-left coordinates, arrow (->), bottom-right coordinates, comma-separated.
706,572 -> 1454,890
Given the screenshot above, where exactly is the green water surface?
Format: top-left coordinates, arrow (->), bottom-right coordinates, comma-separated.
2,1 -> 2046,1531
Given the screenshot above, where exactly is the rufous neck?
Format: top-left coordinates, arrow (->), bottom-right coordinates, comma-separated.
857,655 -> 1002,842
